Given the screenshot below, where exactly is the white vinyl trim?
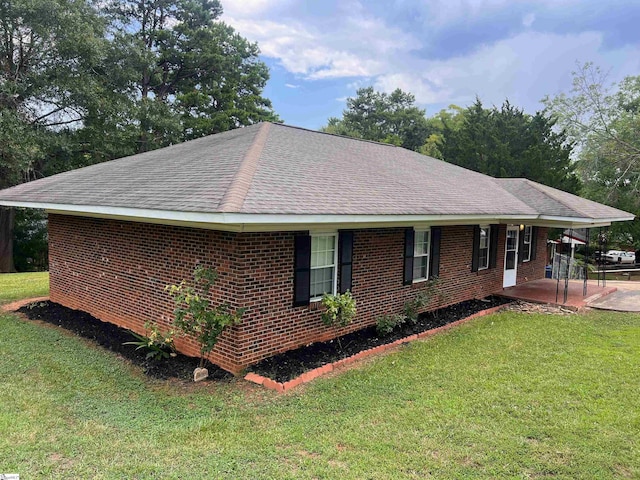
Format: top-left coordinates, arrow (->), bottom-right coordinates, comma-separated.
309,232 -> 338,302
478,226 -> 490,270
0,200 -> 632,230
412,228 -> 431,282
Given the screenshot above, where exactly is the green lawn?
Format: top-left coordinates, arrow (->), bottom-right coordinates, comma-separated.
587,271 -> 640,282
1,275 -> 639,478
0,271 -> 49,304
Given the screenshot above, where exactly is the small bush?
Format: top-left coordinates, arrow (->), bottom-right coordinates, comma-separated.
376,314 -> 406,336
320,291 -> 357,328
124,321 -> 176,360
404,277 -> 442,324
167,265 -> 245,368
320,291 -> 357,350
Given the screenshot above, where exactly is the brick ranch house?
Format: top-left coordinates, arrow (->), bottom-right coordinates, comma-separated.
0,123 -> 634,373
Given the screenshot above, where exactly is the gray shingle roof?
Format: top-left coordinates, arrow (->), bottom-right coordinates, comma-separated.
0,122 -> 634,224
495,178 -> 632,220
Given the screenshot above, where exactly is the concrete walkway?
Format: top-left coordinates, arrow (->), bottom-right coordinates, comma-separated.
587,281 -> 640,312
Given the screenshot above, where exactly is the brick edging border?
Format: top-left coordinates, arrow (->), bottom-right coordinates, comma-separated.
1,296 -> 50,313
244,303 -> 507,393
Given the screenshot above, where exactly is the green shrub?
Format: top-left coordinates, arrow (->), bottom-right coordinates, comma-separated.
376,314 -> 406,336
403,277 -> 442,324
167,265 -> 245,368
320,291 -> 357,328
320,291 -> 357,350
124,321 -> 176,360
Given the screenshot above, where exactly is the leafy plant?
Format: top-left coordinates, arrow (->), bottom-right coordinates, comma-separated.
124,321 -> 176,360
376,314 -> 406,336
167,265 -> 245,368
321,291 -> 357,328
404,277 -> 442,324
320,291 -> 357,350
377,277 -> 445,336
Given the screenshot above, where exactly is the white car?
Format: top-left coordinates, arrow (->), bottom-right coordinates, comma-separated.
603,250 -> 636,264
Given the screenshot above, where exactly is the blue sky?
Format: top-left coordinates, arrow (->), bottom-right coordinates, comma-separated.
222,0 -> 640,130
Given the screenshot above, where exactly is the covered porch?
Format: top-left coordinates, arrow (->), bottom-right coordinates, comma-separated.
499,278 -> 617,311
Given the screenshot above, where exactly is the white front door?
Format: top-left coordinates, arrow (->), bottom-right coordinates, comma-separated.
503,226 -> 519,288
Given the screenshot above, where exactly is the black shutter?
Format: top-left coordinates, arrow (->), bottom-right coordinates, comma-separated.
471,225 -> 480,272
518,226 -> 525,263
531,226 -> 538,260
338,231 -> 354,293
429,227 -> 441,278
293,234 -> 311,307
403,228 -> 414,285
489,224 -> 499,269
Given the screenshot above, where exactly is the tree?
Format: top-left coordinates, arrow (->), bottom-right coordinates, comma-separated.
103,0 -> 279,153
441,99 -> 581,194
543,63 -> 640,246
0,0 -> 107,271
0,0 -> 281,271
420,105 -> 465,159
322,87 -> 430,151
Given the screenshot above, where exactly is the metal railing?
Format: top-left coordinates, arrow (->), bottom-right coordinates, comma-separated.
551,253 -> 585,280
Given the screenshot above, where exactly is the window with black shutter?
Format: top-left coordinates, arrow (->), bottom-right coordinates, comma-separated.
338,231 -> 353,293
293,234 -> 311,307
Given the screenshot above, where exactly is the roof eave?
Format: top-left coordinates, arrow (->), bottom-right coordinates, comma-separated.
0,200 -> 633,232
0,200 -> 540,231
536,214 -> 636,228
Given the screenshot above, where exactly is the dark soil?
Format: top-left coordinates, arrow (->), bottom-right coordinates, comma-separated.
16,296 -> 510,384
249,296 -> 511,383
17,301 -> 233,382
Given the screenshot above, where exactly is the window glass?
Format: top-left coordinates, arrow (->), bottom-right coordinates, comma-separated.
310,234 -> 336,299
523,226 -> 532,261
505,229 -> 517,270
478,227 -> 490,270
413,229 -> 430,281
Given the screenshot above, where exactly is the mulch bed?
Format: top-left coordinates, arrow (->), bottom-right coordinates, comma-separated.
17,301 -> 233,382
16,296 -> 510,384
249,296 -> 511,383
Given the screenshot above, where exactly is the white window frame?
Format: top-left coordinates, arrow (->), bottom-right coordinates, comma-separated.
478,226 -> 490,270
413,228 -> 431,283
310,232 -> 338,302
523,225 -> 532,262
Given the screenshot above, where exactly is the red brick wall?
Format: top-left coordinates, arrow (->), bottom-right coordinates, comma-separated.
47,215 -> 548,372
232,225 -> 548,367
48,214 -> 244,372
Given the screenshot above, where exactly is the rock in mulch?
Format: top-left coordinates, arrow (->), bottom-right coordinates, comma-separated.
503,300 -> 576,315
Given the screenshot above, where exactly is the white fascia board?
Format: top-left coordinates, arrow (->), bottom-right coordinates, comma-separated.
537,215 -> 635,227
2,199 -> 632,231
0,200 -> 539,231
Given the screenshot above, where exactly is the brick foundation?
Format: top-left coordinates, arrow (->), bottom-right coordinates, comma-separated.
48,214 -> 547,372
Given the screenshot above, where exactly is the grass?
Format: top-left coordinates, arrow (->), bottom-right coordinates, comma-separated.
0,271 -> 49,304
1,273 -> 639,478
587,271 -> 640,282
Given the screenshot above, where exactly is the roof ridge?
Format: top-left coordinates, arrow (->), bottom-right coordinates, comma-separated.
219,122 -> 271,212
522,179 -> 586,216
271,122 -> 402,149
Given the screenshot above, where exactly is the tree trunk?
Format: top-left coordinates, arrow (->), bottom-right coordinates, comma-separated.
0,207 -> 16,272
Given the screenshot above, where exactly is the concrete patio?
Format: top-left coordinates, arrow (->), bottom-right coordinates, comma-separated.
500,278 -> 617,310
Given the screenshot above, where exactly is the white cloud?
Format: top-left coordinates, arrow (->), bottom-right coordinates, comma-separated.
372,30 -> 639,113
522,12 -> 536,27
223,0 -> 640,119
222,0 -> 291,17
223,5 -> 418,80
284,83 -> 300,88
